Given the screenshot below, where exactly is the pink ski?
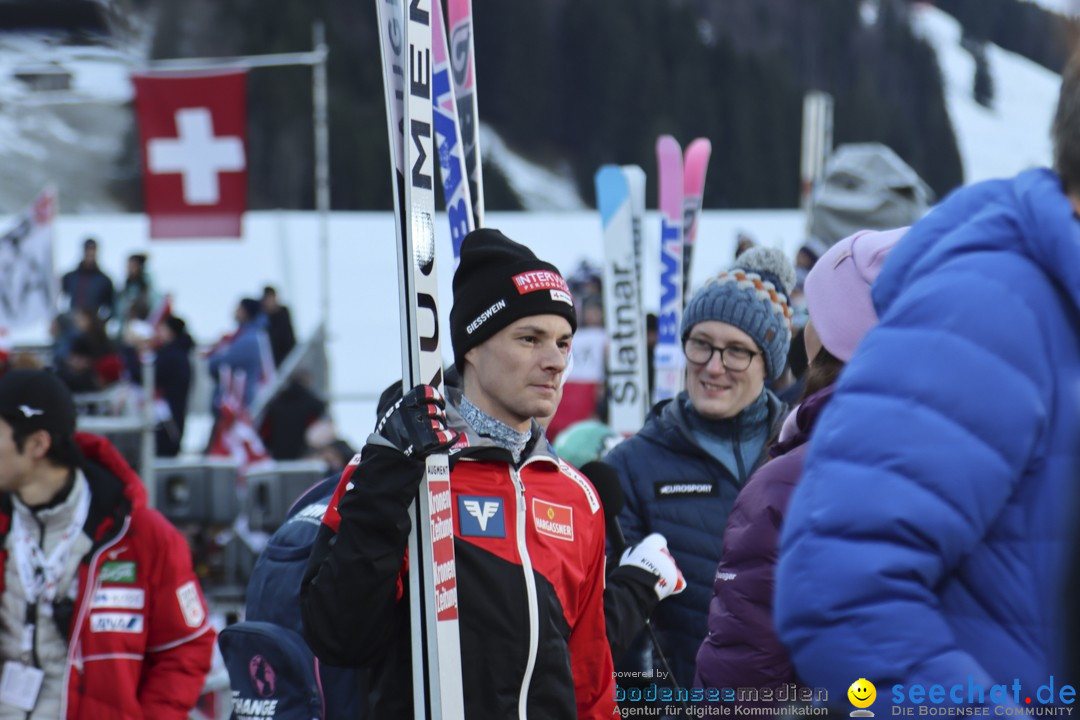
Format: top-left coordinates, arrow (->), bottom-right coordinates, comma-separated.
681,138 -> 711,306
654,135 -> 684,404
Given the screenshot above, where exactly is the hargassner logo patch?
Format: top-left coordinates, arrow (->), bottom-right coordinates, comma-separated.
459,496 -> 505,538
466,299 -> 507,334
532,498 -> 574,541
512,271 -> 573,307
91,588 -> 145,610
654,481 -> 718,498
90,612 -> 144,633
100,561 -> 137,583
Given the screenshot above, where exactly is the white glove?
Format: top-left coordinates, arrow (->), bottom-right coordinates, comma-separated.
619,533 -> 686,601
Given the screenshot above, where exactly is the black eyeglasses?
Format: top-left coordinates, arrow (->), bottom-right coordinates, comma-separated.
683,337 -> 759,371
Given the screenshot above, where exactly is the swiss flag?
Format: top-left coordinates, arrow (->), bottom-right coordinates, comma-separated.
133,70 -> 248,239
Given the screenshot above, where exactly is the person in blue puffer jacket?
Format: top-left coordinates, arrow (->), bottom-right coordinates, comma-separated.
605,246 -> 794,689
774,57 -> 1080,709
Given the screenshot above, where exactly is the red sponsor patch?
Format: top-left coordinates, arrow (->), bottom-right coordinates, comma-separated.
449,433 -> 470,454
512,270 -> 570,296
532,498 -> 574,541
428,479 -> 459,621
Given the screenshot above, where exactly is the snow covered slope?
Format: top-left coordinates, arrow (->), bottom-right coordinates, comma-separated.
912,3 -> 1061,183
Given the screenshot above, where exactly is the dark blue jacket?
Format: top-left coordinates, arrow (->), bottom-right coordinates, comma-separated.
155,332 -> 194,457
605,390 -> 785,687
61,263 -> 114,317
776,169 -> 1080,702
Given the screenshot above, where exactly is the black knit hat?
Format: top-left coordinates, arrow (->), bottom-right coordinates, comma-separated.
0,369 -> 77,440
450,228 -> 577,370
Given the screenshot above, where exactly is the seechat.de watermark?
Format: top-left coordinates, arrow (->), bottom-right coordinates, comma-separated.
847,676 -> 1077,717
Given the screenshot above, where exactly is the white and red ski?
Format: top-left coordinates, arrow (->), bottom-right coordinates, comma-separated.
375,0 -> 465,716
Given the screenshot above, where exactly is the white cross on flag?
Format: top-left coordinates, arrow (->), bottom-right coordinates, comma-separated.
133,71 -> 248,239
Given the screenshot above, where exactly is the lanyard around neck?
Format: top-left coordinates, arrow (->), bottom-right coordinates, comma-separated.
11,480 -> 91,607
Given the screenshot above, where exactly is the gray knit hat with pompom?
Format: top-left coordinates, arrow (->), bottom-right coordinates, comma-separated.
680,246 -> 796,380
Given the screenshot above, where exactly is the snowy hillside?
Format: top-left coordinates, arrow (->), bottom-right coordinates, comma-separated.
0,34 -> 136,213
480,124 -> 586,210
912,3 -> 1061,184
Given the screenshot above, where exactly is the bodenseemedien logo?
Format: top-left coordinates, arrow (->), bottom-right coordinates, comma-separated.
850,678 -> 877,717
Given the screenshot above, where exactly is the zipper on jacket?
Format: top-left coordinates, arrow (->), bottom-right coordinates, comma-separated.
58,515 -> 130,720
733,415 -> 747,484
510,464 -> 539,720
24,518 -> 45,720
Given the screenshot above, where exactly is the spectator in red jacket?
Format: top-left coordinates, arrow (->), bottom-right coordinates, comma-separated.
0,369 -> 214,719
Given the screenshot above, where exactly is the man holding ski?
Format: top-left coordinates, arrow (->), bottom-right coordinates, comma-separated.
301,228 -> 618,718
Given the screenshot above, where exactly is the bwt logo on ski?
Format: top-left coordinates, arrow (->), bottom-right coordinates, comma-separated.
532,498 -> 574,541
512,270 -> 572,306
459,495 -> 506,538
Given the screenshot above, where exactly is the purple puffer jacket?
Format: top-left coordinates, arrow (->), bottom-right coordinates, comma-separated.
693,385 -> 834,691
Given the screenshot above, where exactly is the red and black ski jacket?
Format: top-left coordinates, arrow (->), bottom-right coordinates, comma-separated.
300,407 -> 617,718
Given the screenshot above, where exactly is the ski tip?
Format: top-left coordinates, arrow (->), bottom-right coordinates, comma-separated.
656,134 -> 682,155
594,164 -> 625,185
686,137 -> 713,156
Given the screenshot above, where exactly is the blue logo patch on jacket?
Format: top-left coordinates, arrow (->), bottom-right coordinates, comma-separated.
458,496 -> 505,538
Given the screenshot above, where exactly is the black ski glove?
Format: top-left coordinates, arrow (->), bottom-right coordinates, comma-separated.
375,384 -> 460,459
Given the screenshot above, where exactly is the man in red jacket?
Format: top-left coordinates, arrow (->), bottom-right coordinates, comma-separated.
302,229 -> 618,718
0,369 -> 214,719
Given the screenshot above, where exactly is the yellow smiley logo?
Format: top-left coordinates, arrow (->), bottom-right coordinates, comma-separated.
848,678 -> 877,709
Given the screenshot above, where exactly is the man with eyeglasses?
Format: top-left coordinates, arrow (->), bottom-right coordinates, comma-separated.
605,246 -> 795,691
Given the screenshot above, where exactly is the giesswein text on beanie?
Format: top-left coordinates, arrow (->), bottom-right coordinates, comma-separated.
450,229 -> 578,370
681,246 -> 796,381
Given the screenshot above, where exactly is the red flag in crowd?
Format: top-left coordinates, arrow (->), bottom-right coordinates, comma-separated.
133,71 -> 248,240
207,367 -> 269,469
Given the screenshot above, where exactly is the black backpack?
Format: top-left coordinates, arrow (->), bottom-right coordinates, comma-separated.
219,476 -> 368,719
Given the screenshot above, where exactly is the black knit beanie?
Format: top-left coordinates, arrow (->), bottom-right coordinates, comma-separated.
450,228 -> 577,371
